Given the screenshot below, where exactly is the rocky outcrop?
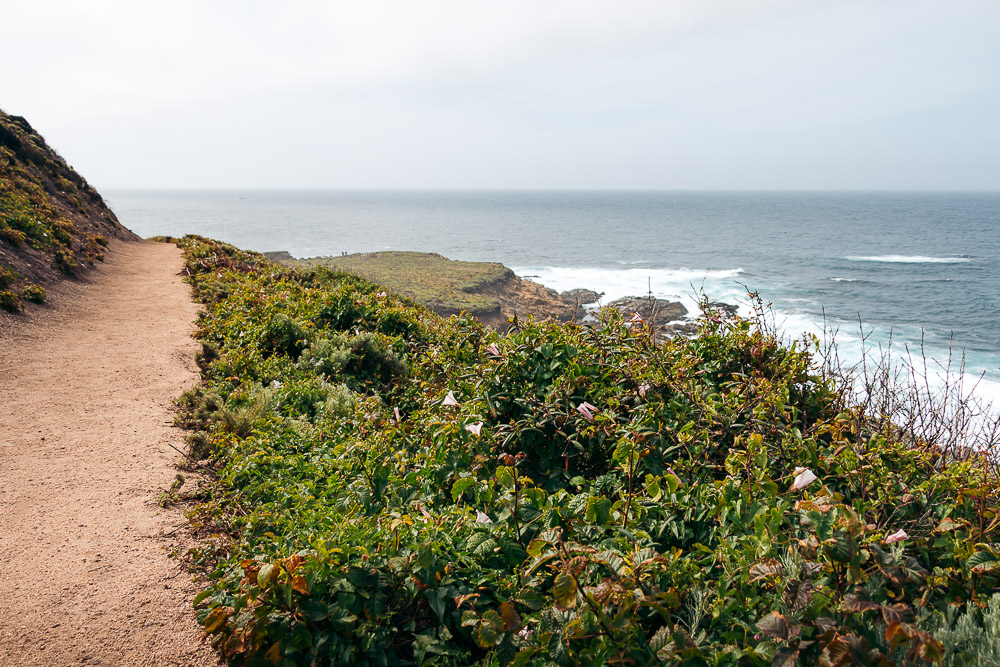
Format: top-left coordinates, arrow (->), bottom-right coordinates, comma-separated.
605,296 -> 688,324
476,273 -> 580,327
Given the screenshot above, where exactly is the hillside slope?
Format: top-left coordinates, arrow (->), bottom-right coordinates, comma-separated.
0,109 -> 137,312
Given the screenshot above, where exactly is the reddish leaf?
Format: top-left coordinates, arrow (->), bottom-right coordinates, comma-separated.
291,575 -> 309,595
202,606 -> 231,634
500,601 -> 521,631
756,611 -> 790,640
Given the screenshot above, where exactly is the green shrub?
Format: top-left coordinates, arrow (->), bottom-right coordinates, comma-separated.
0,265 -> 15,288
0,228 -> 25,246
0,289 -> 21,312
21,283 -> 45,303
262,313 -> 309,359
54,248 -> 76,274
929,593 -> 1000,666
297,332 -> 406,389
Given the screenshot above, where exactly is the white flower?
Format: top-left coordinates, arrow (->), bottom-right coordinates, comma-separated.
884,529 -> 908,545
377,291 -> 387,297
629,312 -> 644,323
486,343 -> 501,357
790,467 -> 818,491
271,380 -> 283,389
394,407 -> 402,422
475,511 -> 493,524
442,391 -> 459,406
638,382 -> 651,397
576,402 -> 597,421
466,422 -> 483,436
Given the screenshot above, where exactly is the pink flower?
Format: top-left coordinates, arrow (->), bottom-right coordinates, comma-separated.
394,407 -> 402,422
790,467 -> 818,491
638,382 -> 651,397
442,391 -> 459,407
629,312 -> 644,323
884,529 -> 908,545
486,343 -> 501,357
466,422 -> 483,436
475,511 -> 493,524
667,468 -> 681,483
576,402 -> 597,421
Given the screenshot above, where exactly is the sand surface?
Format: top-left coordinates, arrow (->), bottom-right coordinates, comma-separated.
0,240 -> 216,665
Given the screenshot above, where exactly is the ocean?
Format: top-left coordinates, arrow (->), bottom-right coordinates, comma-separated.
104,189 -> 1000,407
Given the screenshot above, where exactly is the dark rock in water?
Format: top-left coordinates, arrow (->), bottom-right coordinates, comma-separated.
602,296 -> 690,341
706,301 -> 739,318
606,296 -> 687,323
560,288 -> 603,305
559,288 -> 604,321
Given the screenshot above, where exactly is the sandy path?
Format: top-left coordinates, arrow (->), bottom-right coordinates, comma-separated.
0,240 -> 216,666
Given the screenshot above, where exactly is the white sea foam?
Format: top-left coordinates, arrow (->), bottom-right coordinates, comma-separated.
765,307 -> 1000,423
844,255 -> 972,264
510,265 -> 746,318
517,266 -> 1000,426
830,277 -> 860,282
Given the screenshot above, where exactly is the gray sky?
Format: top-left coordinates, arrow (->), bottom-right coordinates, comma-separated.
4,0 -> 999,190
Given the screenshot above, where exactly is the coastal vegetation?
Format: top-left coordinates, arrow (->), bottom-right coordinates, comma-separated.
174,235 -> 1000,666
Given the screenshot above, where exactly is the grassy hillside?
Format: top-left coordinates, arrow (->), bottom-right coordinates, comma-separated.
291,252 -> 513,317
0,109 -> 136,312
172,235 -> 1000,666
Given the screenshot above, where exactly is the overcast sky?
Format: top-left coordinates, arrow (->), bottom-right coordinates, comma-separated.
3,0 -> 999,190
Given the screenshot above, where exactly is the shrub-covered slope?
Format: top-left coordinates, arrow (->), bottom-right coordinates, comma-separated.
177,236 -> 1000,666
0,109 -> 137,312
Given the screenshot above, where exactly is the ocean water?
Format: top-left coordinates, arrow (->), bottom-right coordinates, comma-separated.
105,189 -> 1000,406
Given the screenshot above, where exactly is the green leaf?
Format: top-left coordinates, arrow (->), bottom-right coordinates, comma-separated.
497,633 -> 517,665
526,539 -> 550,557
553,572 -> 578,610
193,589 -> 213,606
497,466 -> 515,490
257,563 -> 278,588
514,588 -> 545,610
452,477 -> 476,503
585,496 -> 613,526
474,622 -> 499,648
968,550 -> 1000,572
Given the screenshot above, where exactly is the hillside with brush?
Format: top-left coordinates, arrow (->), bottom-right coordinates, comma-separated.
0,109 -> 137,313
173,236 -> 1000,666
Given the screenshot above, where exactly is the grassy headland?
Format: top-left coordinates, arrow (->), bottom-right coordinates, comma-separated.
175,235 -> 1000,666
289,251 -> 512,318
284,251 -> 594,327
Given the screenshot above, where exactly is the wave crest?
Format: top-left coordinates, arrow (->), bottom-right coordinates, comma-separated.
844,255 -> 971,264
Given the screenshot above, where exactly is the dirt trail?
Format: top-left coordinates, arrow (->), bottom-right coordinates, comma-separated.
0,240 -> 216,666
